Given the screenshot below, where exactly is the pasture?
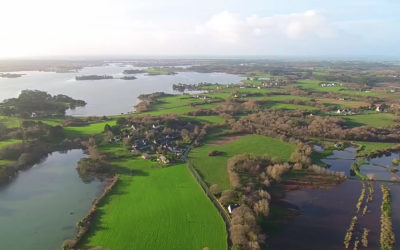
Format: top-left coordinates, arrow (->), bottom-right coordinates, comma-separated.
80,156 -> 227,250
296,80 -> 379,97
319,98 -> 369,108
340,113 -> 397,128
0,116 -> 20,128
0,139 -> 23,149
189,134 -> 296,190
64,120 -> 117,137
353,141 -> 398,155
146,67 -> 176,75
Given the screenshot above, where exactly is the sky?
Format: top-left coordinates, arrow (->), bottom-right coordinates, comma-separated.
0,0 -> 399,59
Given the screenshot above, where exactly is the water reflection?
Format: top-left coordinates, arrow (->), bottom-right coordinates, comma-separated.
0,64 -> 244,116
0,150 -> 104,250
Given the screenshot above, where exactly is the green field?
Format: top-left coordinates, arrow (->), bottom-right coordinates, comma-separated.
35,118 -> 63,126
242,79 -> 264,86
81,155 -> 227,250
64,120 -> 117,137
0,159 -> 15,166
296,80 -> 379,97
146,67 -> 176,75
265,95 -> 311,102
340,113 -> 397,128
0,139 -> 23,149
189,134 -> 296,190
142,95 -> 204,115
271,103 -> 317,111
353,141 -> 398,155
0,116 -> 20,128
259,102 -> 317,111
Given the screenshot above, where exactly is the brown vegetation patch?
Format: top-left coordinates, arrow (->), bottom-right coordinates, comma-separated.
280,172 -> 342,192
210,134 -> 246,146
376,82 -> 400,88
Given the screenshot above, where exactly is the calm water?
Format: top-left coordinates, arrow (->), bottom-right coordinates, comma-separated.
271,181 -> 400,250
0,64 -> 244,116
271,148 -> 400,249
0,150 -> 103,250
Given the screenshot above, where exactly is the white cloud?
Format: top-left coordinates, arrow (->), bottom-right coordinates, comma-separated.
196,10 -> 337,43
0,1 -> 396,58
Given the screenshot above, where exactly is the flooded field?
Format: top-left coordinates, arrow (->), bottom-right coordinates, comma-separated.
322,147 -> 400,181
271,147 -> 400,249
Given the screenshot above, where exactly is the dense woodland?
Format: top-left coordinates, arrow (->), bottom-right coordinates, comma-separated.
0,90 -> 86,117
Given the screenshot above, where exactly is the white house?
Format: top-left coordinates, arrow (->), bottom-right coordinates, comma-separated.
227,204 -> 240,214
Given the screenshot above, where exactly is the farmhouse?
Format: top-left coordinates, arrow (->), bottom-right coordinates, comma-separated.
227,204 -> 240,214
336,109 -> 354,115
376,104 -> 385,112
158,155 -> 170,164
141,153 -> 151,159
320,82 -> 339,87
110,136 -> 121,143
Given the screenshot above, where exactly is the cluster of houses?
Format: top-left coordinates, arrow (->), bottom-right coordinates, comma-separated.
107,121 -> 191,165
319,82 -> 341,87
129,125 -> 184,165
131,134 -> 182,154
336,109 -> 356,115
262,79 -> 287,87
193,95 -> 212,102
241,79 -> 288,89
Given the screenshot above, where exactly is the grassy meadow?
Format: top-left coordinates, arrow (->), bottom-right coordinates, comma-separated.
0,139 -> 23,149
189,134 -> 296,190
340,113 -> 397,128
146,67 -> 176,75
64,120 -> 117,137
0,116 -> 20,128
80,152 -> 227,250
353,141 -> 399,155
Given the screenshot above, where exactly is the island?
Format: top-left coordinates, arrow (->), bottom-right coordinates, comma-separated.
0,73 -> 24,78
75,75 -> 113,80
0,90 -> 86,118
120,76 -> 137,80
146,67 -> 177,75
123,69 -> 146,74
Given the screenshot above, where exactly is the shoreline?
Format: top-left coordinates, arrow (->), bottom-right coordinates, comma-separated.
62,175 -> 119,250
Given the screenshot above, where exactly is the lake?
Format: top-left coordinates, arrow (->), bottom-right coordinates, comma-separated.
0,150 -> 103,250
0,64 -> 244,116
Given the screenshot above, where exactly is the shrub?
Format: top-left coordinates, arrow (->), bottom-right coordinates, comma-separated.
219,190 -> 236,206
208,150 -> 224,156
210,184 -> 221,195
